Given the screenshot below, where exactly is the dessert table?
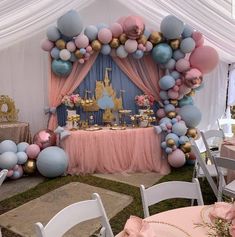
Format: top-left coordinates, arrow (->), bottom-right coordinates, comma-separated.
116,206 -> 208,237
60,127 -> 170,175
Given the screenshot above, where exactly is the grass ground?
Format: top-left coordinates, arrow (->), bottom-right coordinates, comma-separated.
0,164 -> 216,237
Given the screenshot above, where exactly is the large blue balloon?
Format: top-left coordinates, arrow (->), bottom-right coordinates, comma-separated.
46,26 -> 61,42
160,15 -> 184,39
57,10 -> 83,37
179,105 -> 202,128
152,43 -> 173,64
37,146 -> 68,178
0,152 -> 18,169
51,59 -> 72,77
0,140 -> 17,153
159,75 -> 175,90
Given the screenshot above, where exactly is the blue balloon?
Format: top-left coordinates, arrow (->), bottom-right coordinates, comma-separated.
51,59 -> 72,77
180,37 -> 196,53
50,47 -> 60,59
159,117 -> 171,125
47,26 -> 61,42
101,44 -> 111,55
61,34 -> 73,42
179,96 -> 194,107
172,122 -> 187,136
16,152 -> 28,165
160,91 -> 169,100
173,50 -> 185,61
57,10 -> 83,37
165,147 -> 173,154
182,24 -> 194,38
170,70 -> 181,80
116,45 -> 128,58
165,133 -> 180,146
164,58 -> 176,70
144,29 -> 151,39
37,146 -> 68,178
0,140 -> 17,153
179,105 -> 202,128
161,141 -> 167,149
96,23 -> 108,30
179,135 -> 190,145
152,43 -> 173,64
160,15 -> 184,39
159,75 -> 175,90
0,152 -> 18,169
164,104 -> 175,113
69,53 -> 77,62
79,48 -> 86,54
84,25 -> 98,41
163,100 -> 170,105
17,142 -> 29,152
132,50 -> 144,59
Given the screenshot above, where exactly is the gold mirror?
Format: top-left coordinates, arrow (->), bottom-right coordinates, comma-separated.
0,95 -> 19,122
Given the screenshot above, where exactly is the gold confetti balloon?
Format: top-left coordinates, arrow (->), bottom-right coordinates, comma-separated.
170,99 -> 178,106
187,128 -> 197,138
74,50 -> 83,59
169,39 -> 180,50
180,142 -> 192,153
167,138 -> 175,147
110,38 -> 120,48
149,32 -> 163,44
137,35 -> 147,45
55,39 -> 66,49
23,159 -> 37,175
167,111 -> 176,119
91,40 -> 102,51
119,33 -> 127,44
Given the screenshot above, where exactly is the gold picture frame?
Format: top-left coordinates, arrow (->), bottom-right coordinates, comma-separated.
0,95 -> 19,122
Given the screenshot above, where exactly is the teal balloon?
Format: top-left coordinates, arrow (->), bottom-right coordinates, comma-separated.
37,146 -> 68,178
179,105 -> 202,128
51,59 -> 72,77
179,96 -> 194,107
46,26 -> 61,41
159,75 -> 175,90
152,43 -> 173,64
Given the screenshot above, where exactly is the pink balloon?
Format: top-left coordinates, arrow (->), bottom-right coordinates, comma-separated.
124,39 -> 138,53
117,16 -> 126,26
79,58 -> 85,64
189,46 -> 219,74
185,68 -> 202,80
41,39 -> 54,51
173,85 -> 179,92
75,34 -> 89,48
123,15 -> 145,39
110,23 -> 123,37
98,28 -> 112,44
179,84 -> 191,96
192,31 -> 204,47
176,59 -> 190,72
7,170 -> 14,177
156,108 -> 166,118
175,79 -> 182,86
184,68 -> 203,88
168,149 -> 186,168
10,165 -> 23,180
168,89 -> 179,99
33,129 -> 57,150
86,45 -> 92,52
26,144 -> 40,159
145,41 -> 153,52
66,41 -> 76,52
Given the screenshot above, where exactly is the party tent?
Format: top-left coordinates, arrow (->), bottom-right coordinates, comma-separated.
0,0 -> 234,135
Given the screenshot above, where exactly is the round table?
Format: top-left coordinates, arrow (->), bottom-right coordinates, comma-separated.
116,206 -> 209,237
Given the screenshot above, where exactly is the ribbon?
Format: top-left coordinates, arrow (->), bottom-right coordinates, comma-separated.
54,126 -> 71,140
44,106 -> 56,115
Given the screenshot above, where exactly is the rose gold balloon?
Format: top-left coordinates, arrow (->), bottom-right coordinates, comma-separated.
33,129 -> 57,150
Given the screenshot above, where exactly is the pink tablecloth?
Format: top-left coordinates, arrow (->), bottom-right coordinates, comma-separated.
116,206 -> 208,237
60,127 -> 170,175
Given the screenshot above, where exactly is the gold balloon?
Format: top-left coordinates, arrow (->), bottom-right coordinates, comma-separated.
150,32 -> 163,44
91,40 -> 101,51
119,33 -> 127,44
138,35 -> 147,45
186,90 -> 196,96
187,128 -> 197,138
167,138 -> 175,147
74,50 -> 83,59
170,99 -> 178,106
55,39 -> 66,49
23,159 -> 37,175
180,142 -> 192,153
169,39 -> 180,50
110,38 -> 120,48
167,111 -> 177,119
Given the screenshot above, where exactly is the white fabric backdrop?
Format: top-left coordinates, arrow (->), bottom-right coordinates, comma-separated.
0,0 -> 231,135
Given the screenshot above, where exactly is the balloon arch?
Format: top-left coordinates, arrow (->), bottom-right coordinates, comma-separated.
41,10 -> 219,168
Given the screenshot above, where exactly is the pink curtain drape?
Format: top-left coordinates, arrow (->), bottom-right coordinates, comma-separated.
112,54 -> 163,101
48,53 -> 98,130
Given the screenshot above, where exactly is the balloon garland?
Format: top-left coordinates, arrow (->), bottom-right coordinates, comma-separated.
41,10 -> 219,168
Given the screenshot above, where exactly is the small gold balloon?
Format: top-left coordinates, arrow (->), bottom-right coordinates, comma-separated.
23,159 -> 37,175
187,128 -> 197,138
170,99 -> 178,106
119,33 -> 127,44
167,138 -> 175,147
150,32 -> 163,44
137,35 -> 147,45
110,38 -> 120,48
186,90 -> 196,96
167,111 -> 177,119
180,142 -> 192,153
91,40 -> 101,51
74,50 -> 83,59
169,39 -> 180,50
55,39 -> 66,49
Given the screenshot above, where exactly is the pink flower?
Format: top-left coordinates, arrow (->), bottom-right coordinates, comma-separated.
209,202 -> 235,223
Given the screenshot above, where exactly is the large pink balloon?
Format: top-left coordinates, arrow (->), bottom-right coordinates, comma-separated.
110,23 -> 123,37
33,129 -> 57,150
123,16 -> 145,39
189,46 -> 219,74
98,28 -> 112,44
168,149 -> 186,168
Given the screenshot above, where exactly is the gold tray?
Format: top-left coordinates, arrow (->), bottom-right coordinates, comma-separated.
110,126 -> 126,130
84,127 -> 102,131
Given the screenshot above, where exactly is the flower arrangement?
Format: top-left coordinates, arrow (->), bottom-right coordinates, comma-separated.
196,202 -> 235,237
135,94 -> 154,108
61,94 -> 82,108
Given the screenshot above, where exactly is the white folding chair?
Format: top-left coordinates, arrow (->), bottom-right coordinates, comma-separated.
217,118 -> 235,138
35,193 -> 114,237
214,157 -> 235,201
200,129 -> 224,164
0,169 -> 7,186
140,178 -> 204,218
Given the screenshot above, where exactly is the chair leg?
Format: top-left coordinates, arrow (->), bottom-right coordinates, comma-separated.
217,175 -> 224,201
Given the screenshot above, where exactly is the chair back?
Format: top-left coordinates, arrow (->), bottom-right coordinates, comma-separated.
217,118 -> 235,137
140,178 -> 204,217
35,193 -> 114,237
0,169 -> 8,186
191,143 -> 218,197
215,157 -> 235,170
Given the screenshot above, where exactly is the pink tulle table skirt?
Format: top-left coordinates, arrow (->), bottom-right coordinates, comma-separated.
60,127 -> 171,175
